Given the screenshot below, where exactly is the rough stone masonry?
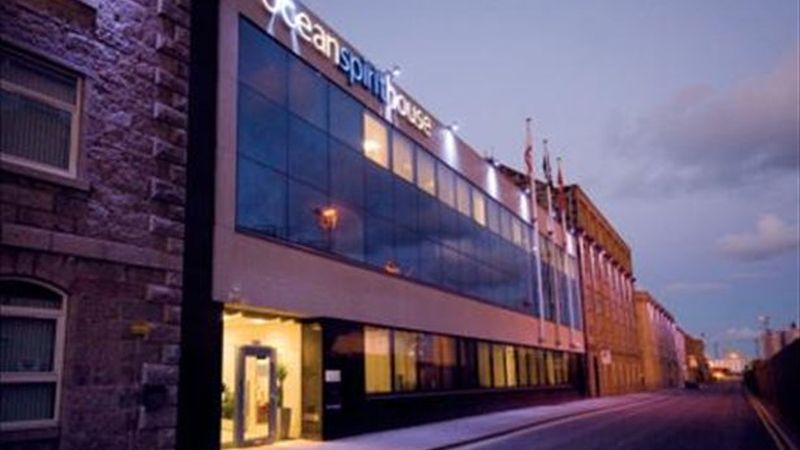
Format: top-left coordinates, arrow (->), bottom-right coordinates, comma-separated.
1,1 -> 190,449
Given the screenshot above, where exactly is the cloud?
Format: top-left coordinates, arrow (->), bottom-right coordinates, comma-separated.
720,326 -> 761,341
610,47 -> 800,195
664,281 -> 729,294
718,214 -> 800,262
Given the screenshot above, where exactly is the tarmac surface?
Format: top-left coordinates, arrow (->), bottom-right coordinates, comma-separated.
455,382 -> 778,450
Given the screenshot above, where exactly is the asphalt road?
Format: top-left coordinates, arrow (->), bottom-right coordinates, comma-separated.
456,382 -> 777,450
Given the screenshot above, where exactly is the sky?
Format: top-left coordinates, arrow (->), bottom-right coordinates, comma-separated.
304,0 -> 800,357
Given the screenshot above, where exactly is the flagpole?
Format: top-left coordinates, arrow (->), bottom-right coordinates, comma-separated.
558,157 -> 577,348
543,139 -> 561,347
524,119 -> 547,344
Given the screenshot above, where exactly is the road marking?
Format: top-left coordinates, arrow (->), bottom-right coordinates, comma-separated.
437,395 -> 675,450
746,393 -> 797,450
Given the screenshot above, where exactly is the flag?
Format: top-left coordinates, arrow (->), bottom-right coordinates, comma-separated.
524,118 -> 534,179
542,139 -> 553,187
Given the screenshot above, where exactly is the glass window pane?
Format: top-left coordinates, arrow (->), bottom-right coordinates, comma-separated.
364,163 -> 393,219
238,84 -> 287,172
364,215 -> 394,269
477,342 -> 492,388
289,116 -> 328,191
456,178 -> 471,216
287,179 -> 328,250
1,52 -> 77,104
416,150 -> 436,196
364,327 -> 391,393
393,331 -> 418,391
492,344 -> 506,388
418,334 -> 439,391
238,19 -> 287,104
517,347 -> 530,387
329,139 -> 364,208
331,204 -> 364,262
363,113 -> 388,168
457,339 -> 478,389
436,163 -> 456,208
440,336 -> 457,390
0,281 -> 61,309
392,133 -> 415,183
512,218 -> 523,247
393,179 -> 418,232
329,87 -> 362,149
394,226 -> 419,278
237,158 -> 287,238
472,190 -> 486,226
0,382 -> 55,422
487,200 -> 501,235
505,346 -> 517,387
0,317 -> 55,372
0,90 -> 71,170
288,57 -> 327,129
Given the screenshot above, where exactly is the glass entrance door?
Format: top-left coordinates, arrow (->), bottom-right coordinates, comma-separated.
234,345 -> 277,447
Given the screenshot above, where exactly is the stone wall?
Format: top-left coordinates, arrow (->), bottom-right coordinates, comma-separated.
0,1 -> 189,449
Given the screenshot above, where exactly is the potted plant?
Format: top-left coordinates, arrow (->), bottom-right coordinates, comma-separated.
276,364 -> 292,439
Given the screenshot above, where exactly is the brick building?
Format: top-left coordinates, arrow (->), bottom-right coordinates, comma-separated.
563,185 -> 641,396
634,290 -> 684,390
1,1 -> 189,449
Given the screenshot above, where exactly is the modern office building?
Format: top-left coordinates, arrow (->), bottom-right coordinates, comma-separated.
1,1 -> 189,449
175,0 -> 587,447
634,291 -> 683,390
561,184 -> 641,396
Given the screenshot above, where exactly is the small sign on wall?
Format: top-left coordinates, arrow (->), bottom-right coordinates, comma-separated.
325,370 -> 341,383
600,349 -> 612,365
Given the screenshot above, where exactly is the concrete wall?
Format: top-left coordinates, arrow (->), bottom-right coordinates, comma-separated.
0,1 -> 190,449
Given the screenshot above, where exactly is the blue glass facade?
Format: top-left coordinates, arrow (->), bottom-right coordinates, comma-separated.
235,18 -> 581,322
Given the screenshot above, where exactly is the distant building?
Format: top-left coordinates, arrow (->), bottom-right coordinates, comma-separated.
634,291 -> 683,389
563,185 -> 642,396
759,323 -> 800,360
709,352 -> 747,375
683,332 -> 710,383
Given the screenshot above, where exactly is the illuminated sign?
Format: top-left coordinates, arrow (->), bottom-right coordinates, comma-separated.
261,0 -> 434,136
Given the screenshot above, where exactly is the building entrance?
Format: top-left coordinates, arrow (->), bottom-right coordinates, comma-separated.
221,309 -> 303,448
234,345 -> 276,447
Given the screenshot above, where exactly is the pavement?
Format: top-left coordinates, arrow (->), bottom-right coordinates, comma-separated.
262,382 -> 790,450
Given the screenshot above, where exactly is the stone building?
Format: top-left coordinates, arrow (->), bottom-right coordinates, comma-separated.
634,291 -> 683,390
0,1 -> 189,449
563,185 -> 642,396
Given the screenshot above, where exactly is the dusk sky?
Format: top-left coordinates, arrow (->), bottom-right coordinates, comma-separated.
304,0 -> 800,357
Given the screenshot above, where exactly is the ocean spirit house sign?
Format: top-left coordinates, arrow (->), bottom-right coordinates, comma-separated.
261,0 -> 434,136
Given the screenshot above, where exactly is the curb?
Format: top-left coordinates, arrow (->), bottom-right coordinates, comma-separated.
425,396 -> 669,450
746,392 -> 799,450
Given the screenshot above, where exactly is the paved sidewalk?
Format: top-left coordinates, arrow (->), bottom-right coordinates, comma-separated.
268,392 -> 667,450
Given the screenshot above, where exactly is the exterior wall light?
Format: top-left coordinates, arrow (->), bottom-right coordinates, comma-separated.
383,260 -> 401,275
390,65 -> 401,78
448,122 -> 460,133
316,206 -> 339,231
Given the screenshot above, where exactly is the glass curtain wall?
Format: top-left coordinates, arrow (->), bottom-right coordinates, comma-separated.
235,19 -> 581,319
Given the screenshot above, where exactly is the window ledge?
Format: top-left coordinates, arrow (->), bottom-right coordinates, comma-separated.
1,160 -> 90,192
0,424 -> 59,442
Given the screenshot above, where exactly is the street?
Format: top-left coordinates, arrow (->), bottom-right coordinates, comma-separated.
455,382 -> 777,450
